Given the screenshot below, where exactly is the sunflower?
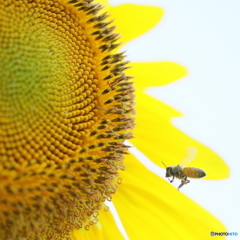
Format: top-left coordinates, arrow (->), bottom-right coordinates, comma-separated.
0,0 -> 134,239
0,0 -> 229,240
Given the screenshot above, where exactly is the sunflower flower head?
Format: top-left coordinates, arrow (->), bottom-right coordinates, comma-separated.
0,0 -> 134,239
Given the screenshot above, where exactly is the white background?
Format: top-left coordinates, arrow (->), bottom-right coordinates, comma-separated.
109,0 -> 240,239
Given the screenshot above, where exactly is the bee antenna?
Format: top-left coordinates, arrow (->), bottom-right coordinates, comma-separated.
161,161 -> 167,168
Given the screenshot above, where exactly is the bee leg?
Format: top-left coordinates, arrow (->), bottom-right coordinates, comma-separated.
178,182 -> 184,190
178,176 -> 190,190
169,176 -> 175,183
183,175 -> 190,185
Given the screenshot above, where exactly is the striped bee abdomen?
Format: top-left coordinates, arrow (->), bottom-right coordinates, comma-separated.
183,167 -> 206,178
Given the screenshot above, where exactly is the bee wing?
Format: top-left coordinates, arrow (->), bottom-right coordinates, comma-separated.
179,147 -> 197,166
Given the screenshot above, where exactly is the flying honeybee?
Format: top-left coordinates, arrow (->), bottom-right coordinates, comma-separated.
162,147 -> 206,190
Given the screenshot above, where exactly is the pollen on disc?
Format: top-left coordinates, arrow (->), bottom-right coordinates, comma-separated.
0,0 -> 100,163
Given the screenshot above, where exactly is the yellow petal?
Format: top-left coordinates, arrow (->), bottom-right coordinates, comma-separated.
114,154 -> 227,240
127,62 -> 188,91
70,207 -> 124,240
109,5 -> 164,44
95,0 -> 109,4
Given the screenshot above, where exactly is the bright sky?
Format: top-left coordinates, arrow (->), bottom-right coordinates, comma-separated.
109,0 -> 240,239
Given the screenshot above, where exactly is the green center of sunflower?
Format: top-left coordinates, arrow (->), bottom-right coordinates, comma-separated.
0,0 -> 135,239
